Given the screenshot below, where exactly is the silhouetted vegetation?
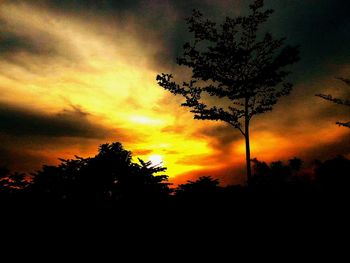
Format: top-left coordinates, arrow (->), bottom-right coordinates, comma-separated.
175,176 -> 222,204
157,0 -> 300,184
314,156 -> 350,194
26,142 -> 171,203
251,157 -> 303,188
1,141 -> 349,207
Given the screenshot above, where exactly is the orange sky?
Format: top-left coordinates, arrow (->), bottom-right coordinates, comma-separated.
0,1 -> 349,185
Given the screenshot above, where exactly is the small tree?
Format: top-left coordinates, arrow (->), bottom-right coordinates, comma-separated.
316,77 -> 350,128
157,0 -> 299,184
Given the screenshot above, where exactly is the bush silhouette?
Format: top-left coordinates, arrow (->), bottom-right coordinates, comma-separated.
314,156 -> 350,195
175,176 -> 222,205
29,142 -> 171,202
1,147 -> 349,205
251,157 -> 306,192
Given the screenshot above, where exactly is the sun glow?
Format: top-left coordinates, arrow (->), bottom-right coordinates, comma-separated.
0,2 -> 234,180
148,155 -> 164,166
130,115 -> 163,125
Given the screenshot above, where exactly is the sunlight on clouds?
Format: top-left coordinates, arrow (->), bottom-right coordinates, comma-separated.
233,131 -> 292,161
234,127 -> 350,163
1,1 -> 348,183
0,1 -> 214,178
130,115 -> 164,125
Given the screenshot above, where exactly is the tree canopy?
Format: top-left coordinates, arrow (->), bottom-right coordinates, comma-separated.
157,0 -> 300,183
29,142 -> 171,202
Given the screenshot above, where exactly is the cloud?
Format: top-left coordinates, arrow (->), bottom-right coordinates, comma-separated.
300,132 -> 350,161
0,146 -> 51,173
4,0 -> 349,76
8,0 -> 241,69
0,32 -> 46,56
0,102 -> 115,139
196,123 -> 242,151
0,0 -> 349,183
0,102 -> 129,172
264,0 -> 350,82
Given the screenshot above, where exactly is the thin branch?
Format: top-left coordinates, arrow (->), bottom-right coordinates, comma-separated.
236,126 -> 246,136
336,121 -> 350,128
316,94 -> 350,106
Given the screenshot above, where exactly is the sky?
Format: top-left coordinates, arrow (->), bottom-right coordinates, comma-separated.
0,0 -> 349,185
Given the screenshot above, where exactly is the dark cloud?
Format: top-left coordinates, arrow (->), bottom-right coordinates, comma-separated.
0,20 -> 60,58
12,0 -> 238,68
0,32 -> 39,56
0,102 -> 131,172
0,103 -> 114,139
196,123 -> 242,150
265,0 -> 350,82
35,0 -> 232,15
3,0 -> 350,74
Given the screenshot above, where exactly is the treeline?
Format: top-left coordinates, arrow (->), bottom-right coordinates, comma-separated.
0,141 -> 349,204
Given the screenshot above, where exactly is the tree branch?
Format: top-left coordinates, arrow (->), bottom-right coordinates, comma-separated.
336,121 -> 350,128
316,94 -> 350,106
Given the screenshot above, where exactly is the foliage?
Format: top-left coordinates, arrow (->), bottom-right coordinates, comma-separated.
251,157 -> 303,187
176,176 -> 221,197
29,142 -> 171,202
314,156 -> 350,192
157,0 -> 299,183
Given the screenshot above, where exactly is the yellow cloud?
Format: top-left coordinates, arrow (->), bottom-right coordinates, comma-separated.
0,1 -> 215,178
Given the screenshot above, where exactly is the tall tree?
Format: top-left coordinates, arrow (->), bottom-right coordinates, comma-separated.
157,0 -> 299,184
316,77 -> 350,128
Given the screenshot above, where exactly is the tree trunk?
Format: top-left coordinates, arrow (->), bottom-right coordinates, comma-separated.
244,97 -> 252,186
245,119 -> 252,186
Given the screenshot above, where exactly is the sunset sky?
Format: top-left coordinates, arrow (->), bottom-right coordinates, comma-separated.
0,0 -> 349,185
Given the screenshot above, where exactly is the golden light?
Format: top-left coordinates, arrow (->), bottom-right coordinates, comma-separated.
233,131 -> 293,161
148,155 -> 164,166
130,115 -> 163,125
1,1 -> 348,185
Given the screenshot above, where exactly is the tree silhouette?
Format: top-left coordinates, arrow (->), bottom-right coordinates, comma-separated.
157,0 -> 299,184
316,77 -> 350,128
176,176 -> 220,196
175,176 -> 222,206
30,142 -> 171,202
314,156 -> 350,194
251,157 -> 303,188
